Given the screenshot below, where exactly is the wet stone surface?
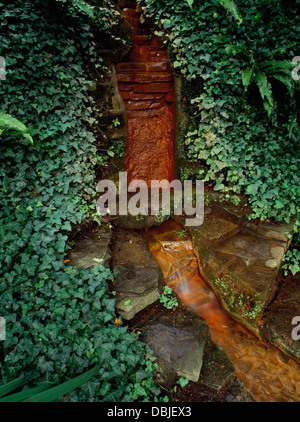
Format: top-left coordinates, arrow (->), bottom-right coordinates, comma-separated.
181,193 -> 295,337
135,304 -> 251,401
116,7 -> 176,186
263,273 -> 300,362
109,224 -> 251,400
142,219 -> 300,401
111,228 -> 164,320
141,310 -> 207,383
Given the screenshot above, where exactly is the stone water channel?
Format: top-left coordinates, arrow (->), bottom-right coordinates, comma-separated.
142,220 -> 300,402
116,5 -> 176,186
112,3 -> 300,402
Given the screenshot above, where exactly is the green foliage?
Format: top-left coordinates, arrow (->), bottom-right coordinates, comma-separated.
0,376 -> 24,398
0,328 -> 161,402
217,0 -> 243,24
177,0 -> 243,24
0,0 -> 163,402
215,276 -> 266,321
160,286 -> 179,310
55,0 -> 95,18
0,113 -> 33,145
0,357 -> 102,402
225,45 -> 296,115
177,377 -> 189,388
282,234 -> 300,276
141,0 -> 299,273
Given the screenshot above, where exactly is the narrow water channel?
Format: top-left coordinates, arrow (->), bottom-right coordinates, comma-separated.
116,5 -> 176,185
142,220 -> 300,402
117,3 -> 300,402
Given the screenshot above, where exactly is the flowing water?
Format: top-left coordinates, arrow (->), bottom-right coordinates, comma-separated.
116,6 -> 176,185
142,220 -> 300,402
117,3 -> 300,402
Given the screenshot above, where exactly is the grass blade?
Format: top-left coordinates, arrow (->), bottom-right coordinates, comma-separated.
22,364 -> 101,402
0,384 -> 52,402
0,376 -> 24,398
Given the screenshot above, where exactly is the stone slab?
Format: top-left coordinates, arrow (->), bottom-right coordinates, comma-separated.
65,228 -> 111,269
245,221 -> 295,244
199,340 -> 235,393
263,274 -> 300,363
117,71 -> 173,83
188,193 -> 295,336
111,229 -> 164,320
190,216 -> 240,246
141,310 -> 207,382
133,82 -> 174,93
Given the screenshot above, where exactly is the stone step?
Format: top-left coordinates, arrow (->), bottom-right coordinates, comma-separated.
124,46 -> 145,62
146,61 -> 171,72
126,99 -> 165,110
117,72 -> 173,84
263,273 -> 300,363
125,44 -> 169,62
133,82 -> 174,93
125,16 -> 140,28
122,0 -> 136,8
141,310 -> 207,383
121,92 -> 167,101
111,229 -> 164,321
134,35 -> 152,44
126,52 -> 169,63
132,26 -> 143,35
118,82 -> 134,91
165,92 -> 175,102
146,50 -> 169,59
149,38 -> 166,49
65,228 -> 111,269
118,91 -> 166,101
116,62 -> 147,73
187,198 -> 296,338
116,61 -> 170,73
140,28 -> 150,35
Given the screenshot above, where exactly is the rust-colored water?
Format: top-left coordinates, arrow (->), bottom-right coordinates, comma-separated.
124,104 -> 176,184
143,220 -> 300,402
117,7 -> 176,185
118,4 -> 300,402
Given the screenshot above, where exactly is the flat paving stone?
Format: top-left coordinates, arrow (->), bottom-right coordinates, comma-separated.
111,229 -> 164,320
141,310 -> 207,382
65,228 -> 111,269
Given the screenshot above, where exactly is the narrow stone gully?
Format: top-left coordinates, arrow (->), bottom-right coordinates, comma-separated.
116,3 -> 300,402
116,4 -> 176,185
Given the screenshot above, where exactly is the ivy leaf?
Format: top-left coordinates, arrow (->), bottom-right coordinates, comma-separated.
37,356 -> 55,374
178,377 -> 189,388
